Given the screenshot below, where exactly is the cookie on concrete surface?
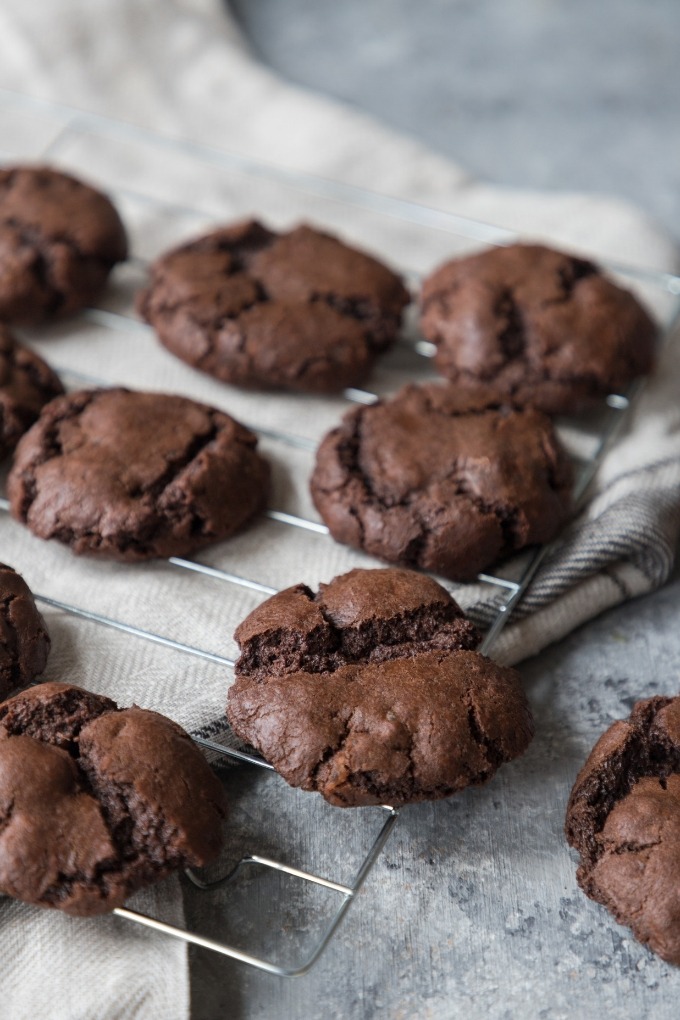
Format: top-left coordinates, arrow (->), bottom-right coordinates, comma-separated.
0,325 -> 64,460
0,563 -> 50,700
137,219 -> 409,393
0,682 -> 227,916
566,696 -> 680,965
7,387 -> 270,561
420,243 -> 657,414
228,567 -> 533,807
0,165 -> 128,323
310,382 -> 572,582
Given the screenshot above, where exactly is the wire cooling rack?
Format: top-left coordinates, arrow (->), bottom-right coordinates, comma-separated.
1,87 -> 680,976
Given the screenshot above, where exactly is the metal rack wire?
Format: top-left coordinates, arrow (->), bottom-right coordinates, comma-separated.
1,87 -> 680,976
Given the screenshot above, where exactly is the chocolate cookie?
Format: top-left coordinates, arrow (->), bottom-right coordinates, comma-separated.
420,243 -> 657,414
310,382 -> 573,581
566,696 -> 680,965
7,387 -> 270,561
0,682 -> 227,916
0,325 -> 64,460
0,563 -> 50,700
137,219 -> 409,393
228,567 -> 533,807
0,165 -> 128,323
234,567 -> 481,680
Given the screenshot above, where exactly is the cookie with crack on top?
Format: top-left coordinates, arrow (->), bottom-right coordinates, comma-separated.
310,382 -> 573,582
0,682 -> 227,915
420,243 -> 657,414
0,325 -> 64,460
0,165 -> 128,323
137,219 -> 409,393
566,696 -> 680,965
0,563 -> 50,700
228,567 -> 533,807
233,567 -> 481,681
7,387 -> 270,561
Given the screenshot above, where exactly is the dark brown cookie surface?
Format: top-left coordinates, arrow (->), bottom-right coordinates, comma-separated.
234,567 -> 480,681
7,387 -> 270,561
310,382 -> 573,581
566,696 -> 680,965
0,165 -> 128,323
228,568 -> 533,807
0,325 -> 64,460
0,682 -> 227,916
137,219 -> 409,393
0,563 -> 50,700
420,243 -> 657,414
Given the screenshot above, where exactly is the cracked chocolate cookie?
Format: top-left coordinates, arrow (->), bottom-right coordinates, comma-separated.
310,382 -> 573,581
0,563 -> 50,700
420,243 -> 657,414
228,567 -> 533,807
0,325 -> 64,460
0,682 -> 227,916
0,165 -> 128,323
137,219 -> 410,393
566,696 -> 680,965
7,387 -> 270,561
234,567 -> 481,680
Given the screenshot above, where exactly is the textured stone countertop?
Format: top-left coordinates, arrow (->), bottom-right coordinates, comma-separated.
231,0 -> 680,243
188,4 -> 680,1017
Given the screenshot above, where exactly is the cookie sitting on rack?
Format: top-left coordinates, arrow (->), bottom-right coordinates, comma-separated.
420,242 -> 658,414
0,563 -> 51,700
7,387 -> 270,562
0,683 -> 227,916
310,381 -> 573,582
227,567 -> 534,808
0,165 -> 128,324
0,325 -> 64,461
137,219 -> 410,393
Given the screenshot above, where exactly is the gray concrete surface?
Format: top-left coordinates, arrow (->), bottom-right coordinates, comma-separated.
230,0 -> 680,243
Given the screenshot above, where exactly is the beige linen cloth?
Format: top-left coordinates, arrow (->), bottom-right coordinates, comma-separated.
1,2 -> 679,1017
